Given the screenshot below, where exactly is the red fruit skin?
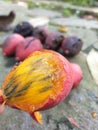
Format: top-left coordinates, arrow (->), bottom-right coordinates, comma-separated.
15,37 -> 43,61
2,33 -> 24,56
34,50 -> 74,111
70,63 -> 83,89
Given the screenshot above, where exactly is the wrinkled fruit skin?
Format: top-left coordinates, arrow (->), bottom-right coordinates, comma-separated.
33,26 -> 49,44
62,36 -> 83,57
71,63 -> 83,89
15,37 -> 43,61
13,21 -> 34,37
45,32 -> 64,50
2,33 -> 24,56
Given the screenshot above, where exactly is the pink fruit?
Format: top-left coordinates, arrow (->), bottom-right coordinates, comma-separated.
71,63 -> 83,89
15,37 -> 43,61
2,33 -> 24,56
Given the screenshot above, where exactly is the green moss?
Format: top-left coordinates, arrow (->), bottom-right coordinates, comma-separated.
61,0 -> 94,7
27,2 -> 38,9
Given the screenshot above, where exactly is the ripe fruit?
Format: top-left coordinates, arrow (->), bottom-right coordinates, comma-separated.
0,50 -> 75,124
15,37 -> 43,61
33,26 -> 49,44
45,32 -> 64,50
71,63 -> 83,89
2,33 -> 24,56
62,36 -> 83,57
13,21 -> 34,37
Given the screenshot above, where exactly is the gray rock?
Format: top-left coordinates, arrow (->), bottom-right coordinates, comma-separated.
93,40 -> 98,50
0,1 -> 31,26
28,8 -> 62,18
65,27 -> 98,51
51,17 -> 98,29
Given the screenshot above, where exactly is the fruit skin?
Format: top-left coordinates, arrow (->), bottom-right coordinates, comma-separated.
62,36 -> 83,57
71,63 -> 83,89
15,37 -> 43,61
33,26 -> 49,44
2,33 -> 24,56
0,50 -> 74,123
13,21 -> 34,37
45,32 -> 64,51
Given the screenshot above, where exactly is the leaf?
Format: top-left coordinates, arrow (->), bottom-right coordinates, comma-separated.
87,49 -> 98,85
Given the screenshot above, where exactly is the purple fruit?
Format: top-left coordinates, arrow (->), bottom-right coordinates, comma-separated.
62,36 -> 83,57
33,26 -> 49,44
45,32 -> 64,50
13,21 -> 34,37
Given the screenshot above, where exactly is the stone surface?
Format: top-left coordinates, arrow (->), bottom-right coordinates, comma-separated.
0,1 -> 31,26
51,17 -> 98,29
28,8 -> 62,18
0,1 -> 98,130
93,40 -> 98,50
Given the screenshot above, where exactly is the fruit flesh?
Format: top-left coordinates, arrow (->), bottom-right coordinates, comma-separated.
1,50 -> 73,112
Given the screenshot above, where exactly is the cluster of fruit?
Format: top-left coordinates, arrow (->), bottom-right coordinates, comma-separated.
0,50 -> 83,125
2,21 -> 83,61
0,22 -> 83,125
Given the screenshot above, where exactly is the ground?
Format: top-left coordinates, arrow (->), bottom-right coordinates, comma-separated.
0,1 -> 98,130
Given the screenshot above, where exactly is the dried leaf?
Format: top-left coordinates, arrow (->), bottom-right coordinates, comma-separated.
87,49 -> 98,85
68,117 -> 79,128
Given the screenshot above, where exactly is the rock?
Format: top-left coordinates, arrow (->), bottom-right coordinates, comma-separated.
66,27 -> 98,51
28,8 -> 62,18
51,17 -> 98,29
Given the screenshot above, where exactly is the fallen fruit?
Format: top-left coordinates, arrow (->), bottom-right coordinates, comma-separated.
33,26 -> 49,44
0,50 -> 76,124
71,63 -> 83,89
2,33 -> 24,56
62,36 -> 83,57
15,37 -> 43,61
45,32 -> 64,51
13,21 -> 34,37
